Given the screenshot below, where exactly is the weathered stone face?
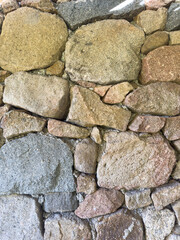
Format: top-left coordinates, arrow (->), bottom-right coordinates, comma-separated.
97,132 -> 176,190
145,0 -> 174,9
141,46 -> 180,84
0,195 -> 43,240
3,72 -> 69,119
165,3 -> 180,31
67,85 -> 131,131
21,0 -> 56,13
44,213 -> 92,240
65,19 -> 145,85
124,82 -> 180,116
169,31 -> 180,45
76,174 -> 97,195
0,7 -> 68,72
94,209 -> 144,240
163,116 -> 180,141
0,134 -> 75,195
172,200 -> 180,225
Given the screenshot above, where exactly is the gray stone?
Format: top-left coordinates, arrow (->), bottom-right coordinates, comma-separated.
0,133 -> 75,195
57,0 -> 145,30
0,195 -> 43,240
141,206 -> 175,240
44,192 -> 78,213
172,200 -> 180,225
44,213 -> 92,240
172,160 -> 180,179
166,3 -> 180,31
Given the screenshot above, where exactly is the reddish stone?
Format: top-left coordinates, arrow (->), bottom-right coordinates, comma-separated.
75,188 -> 124,219
128,115 -> 165,133
163,116 -> 180,141
93,85 -> 111,97
145,0 -> 174,10
140,46 -> 180,84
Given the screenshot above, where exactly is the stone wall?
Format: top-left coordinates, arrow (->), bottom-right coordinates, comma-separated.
0,0 -> 180,239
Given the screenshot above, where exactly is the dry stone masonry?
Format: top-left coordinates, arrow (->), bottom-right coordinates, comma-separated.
0,0 -> 179,239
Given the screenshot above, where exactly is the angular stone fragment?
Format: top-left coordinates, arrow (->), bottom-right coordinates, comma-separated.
0,128 -> 5,148
1,110 -> 46,139
141,206 -> 175,240
48,119 -> 90,139
151,181 -> 180,210
170,31 -> 180,45
141,46 -> 180,84
94,208 -> 144,240
75,188 -> 124,219
172,200 -> 180,225
44,192 -> 78,213
21,0 -> 56,13
97,132 -> 176,190
172,161 -> 180,179
173,140 -> 180,152
93,85 -> 111,97
74,138 -> 98,174
1,0 -> 19,14
145,0 -> 174,9
65,20 -> 145,84
90,126 -> 102,144
141,31 -> 169,54
128,115 -> 165,133
3,72 -> 69,119
0,195 -> 43,240
103,82 -> 133,104
46,60 -> 64,77
44,213 -> 92,240
57,0 -> 145,30
125,189 -> 152,210
166,3 -> 180,31
134,8 -> 167,34
0,104 -> 10,120
0,84 -> 3,105
163,116 -> 180,141
76,174 -> 97,195
124,82 -> 180,116
67,86 -> 131,131
0,7 -> 68,72
0,133 -> 75,195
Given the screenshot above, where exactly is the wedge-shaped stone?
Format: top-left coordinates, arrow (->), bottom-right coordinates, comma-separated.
3,72 -> 69,119
97,132 -> 176,190
141,46 -> 180,84
0,7 -> 68,72
124,82 -> 180,116
67,86 -> 131,131
0,195 -> 43,240
65,20 -> 145,84
163,116 -> 180,141
0,133 -> 75,195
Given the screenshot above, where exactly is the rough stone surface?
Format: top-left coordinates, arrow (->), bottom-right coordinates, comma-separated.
172,200 -> 180,225
48,119 -> 90,139
1,110 -> 46,139
140,46 -> 180,84
75,188 -> 124,219
76,174 -> 97,195
141,206 -> 175,240
0,13 -> 3,27
90,127 -> 102,144
124,82 -> 180,116
57,0 -> 145,30
3,72 -> 69,119
151,181 -> 180,210
74,138 -> 98,174
67,86 -> 131,131
0,84 -> 3,105
21,0 -> 56,13
172,160 -> 180,179
46,60 -> 64,77
166,234 -> 180,240
141,31 -> 169,54
173,140 -> 180,152
145,0 -> 174,9
93,85 -> 111,97
163,116 -> 180,141
0,104 -> 10,120
44,213 -> 92,240
103,82 -> 133,104
0,195 -> 43,240
0,70 -> 11,83
170,31 -> 180,45
97,132 -> 176,190
0,7 -> 68,72
128,115 -> 165,133
0,133 -> 75,195
125,189 -> 152,210
134,8 -> 167,34
44,192 -> 78,213
166,3 -> 180,31
65,20 -> 145,85
94,208 -> 144,240
1,0 -> 19,14
0,128 -> 5,148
